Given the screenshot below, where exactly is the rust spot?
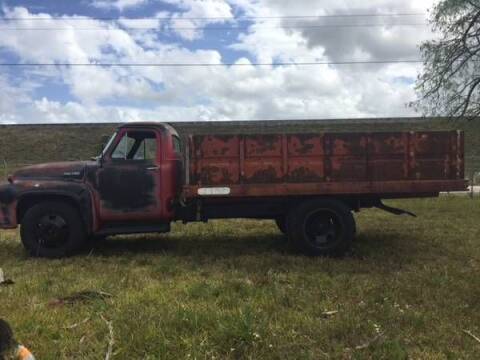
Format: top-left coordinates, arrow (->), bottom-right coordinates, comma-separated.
199,166 -> 234,185
289,167 -> 323,182
199,166 -> 219,184
214,134 -> 236,142
195,135 -> 240,158
327,134 -> 366,156
414,132 -> 451,157
246,166 -> 280,183
330,157 -> 367,181
246,135 -> 281,156
211,147 -> 231,156
288,134 -> 324,156
370,133 -> 405,154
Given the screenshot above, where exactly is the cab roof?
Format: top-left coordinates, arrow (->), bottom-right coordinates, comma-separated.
117,122 -> 179,136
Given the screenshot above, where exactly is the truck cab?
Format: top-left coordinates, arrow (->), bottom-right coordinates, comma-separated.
0,123 -> 183,258
90,123 -> 182,226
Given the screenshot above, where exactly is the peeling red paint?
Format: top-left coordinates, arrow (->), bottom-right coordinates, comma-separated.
186,131 -> 467,197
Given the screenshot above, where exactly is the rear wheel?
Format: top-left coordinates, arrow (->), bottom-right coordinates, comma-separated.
20,201 -> 86,258
287,199 -> 355,256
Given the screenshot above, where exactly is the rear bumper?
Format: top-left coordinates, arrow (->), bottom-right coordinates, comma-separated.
0,183 -> 17,229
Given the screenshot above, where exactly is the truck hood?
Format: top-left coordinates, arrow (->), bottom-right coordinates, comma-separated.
13,161 -> 96,181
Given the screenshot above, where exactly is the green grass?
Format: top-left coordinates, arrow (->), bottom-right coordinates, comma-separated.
1,197 -> 479,359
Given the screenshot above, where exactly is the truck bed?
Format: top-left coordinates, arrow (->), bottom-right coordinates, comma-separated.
182,131 -> 467,198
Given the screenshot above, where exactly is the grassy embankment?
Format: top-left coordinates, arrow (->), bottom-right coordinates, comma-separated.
1,118 -> 480,176
1,197 -> 479,359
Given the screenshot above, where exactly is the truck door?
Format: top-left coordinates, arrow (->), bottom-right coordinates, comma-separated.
96,128 -> 163,222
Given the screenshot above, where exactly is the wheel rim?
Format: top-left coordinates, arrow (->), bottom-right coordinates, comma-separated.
304,209 -> 342,249
35,214 -> 70,249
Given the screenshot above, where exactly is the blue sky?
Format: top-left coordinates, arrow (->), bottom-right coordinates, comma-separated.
0,0 -> 434,123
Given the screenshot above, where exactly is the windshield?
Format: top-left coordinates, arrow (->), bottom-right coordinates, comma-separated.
101,132 -> 118,157
111,131 -> 157,161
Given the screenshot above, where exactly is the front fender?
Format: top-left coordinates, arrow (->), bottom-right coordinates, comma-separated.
14,180 -> 96,234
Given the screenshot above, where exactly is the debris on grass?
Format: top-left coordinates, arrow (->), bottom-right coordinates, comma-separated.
343,331 -> 386,353
354,331 -> 385,350
48,290 -> 113,307
321,310 -> 338,318
101,315 -> 114,360
463,329 -> 480,345
0,268 -> 14,286
65,317 -> 91,330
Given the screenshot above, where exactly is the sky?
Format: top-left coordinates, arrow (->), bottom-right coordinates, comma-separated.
0,0 -> 437,124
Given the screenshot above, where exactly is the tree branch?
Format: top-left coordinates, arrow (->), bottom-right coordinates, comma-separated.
461,77 -> 480,116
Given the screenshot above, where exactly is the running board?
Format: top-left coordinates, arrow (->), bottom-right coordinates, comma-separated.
96,223 -> 171,236
375,202 -> 417,217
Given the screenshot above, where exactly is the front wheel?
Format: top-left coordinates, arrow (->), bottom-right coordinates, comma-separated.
20,201 -> 86,258
287,199 -> 355,257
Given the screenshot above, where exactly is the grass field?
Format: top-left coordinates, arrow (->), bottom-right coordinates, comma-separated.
1,197 -> 479,359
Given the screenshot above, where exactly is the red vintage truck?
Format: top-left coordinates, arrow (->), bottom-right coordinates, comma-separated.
0,122 -> 467,258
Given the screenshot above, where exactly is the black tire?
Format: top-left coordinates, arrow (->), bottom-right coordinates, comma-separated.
275,216 -> 287,234
287,199 -> 355,257
20,201 -> 86,258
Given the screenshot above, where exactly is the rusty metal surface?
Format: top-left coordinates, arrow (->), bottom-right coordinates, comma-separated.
183,180 -> 467,198
186,130 -> 467,197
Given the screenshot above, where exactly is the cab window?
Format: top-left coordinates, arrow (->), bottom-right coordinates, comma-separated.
111,131 -> 157,161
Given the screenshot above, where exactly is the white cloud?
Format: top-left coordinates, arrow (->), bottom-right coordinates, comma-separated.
163,0 -> 234,40
0,1 -> 438,124
91,0 -> 149,11
1,96 -> 222,124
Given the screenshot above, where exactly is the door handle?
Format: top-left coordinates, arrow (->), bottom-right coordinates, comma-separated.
146,166 -> 160,171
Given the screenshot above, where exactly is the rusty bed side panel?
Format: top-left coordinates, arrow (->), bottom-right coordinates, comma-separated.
185,131 -> 466,196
